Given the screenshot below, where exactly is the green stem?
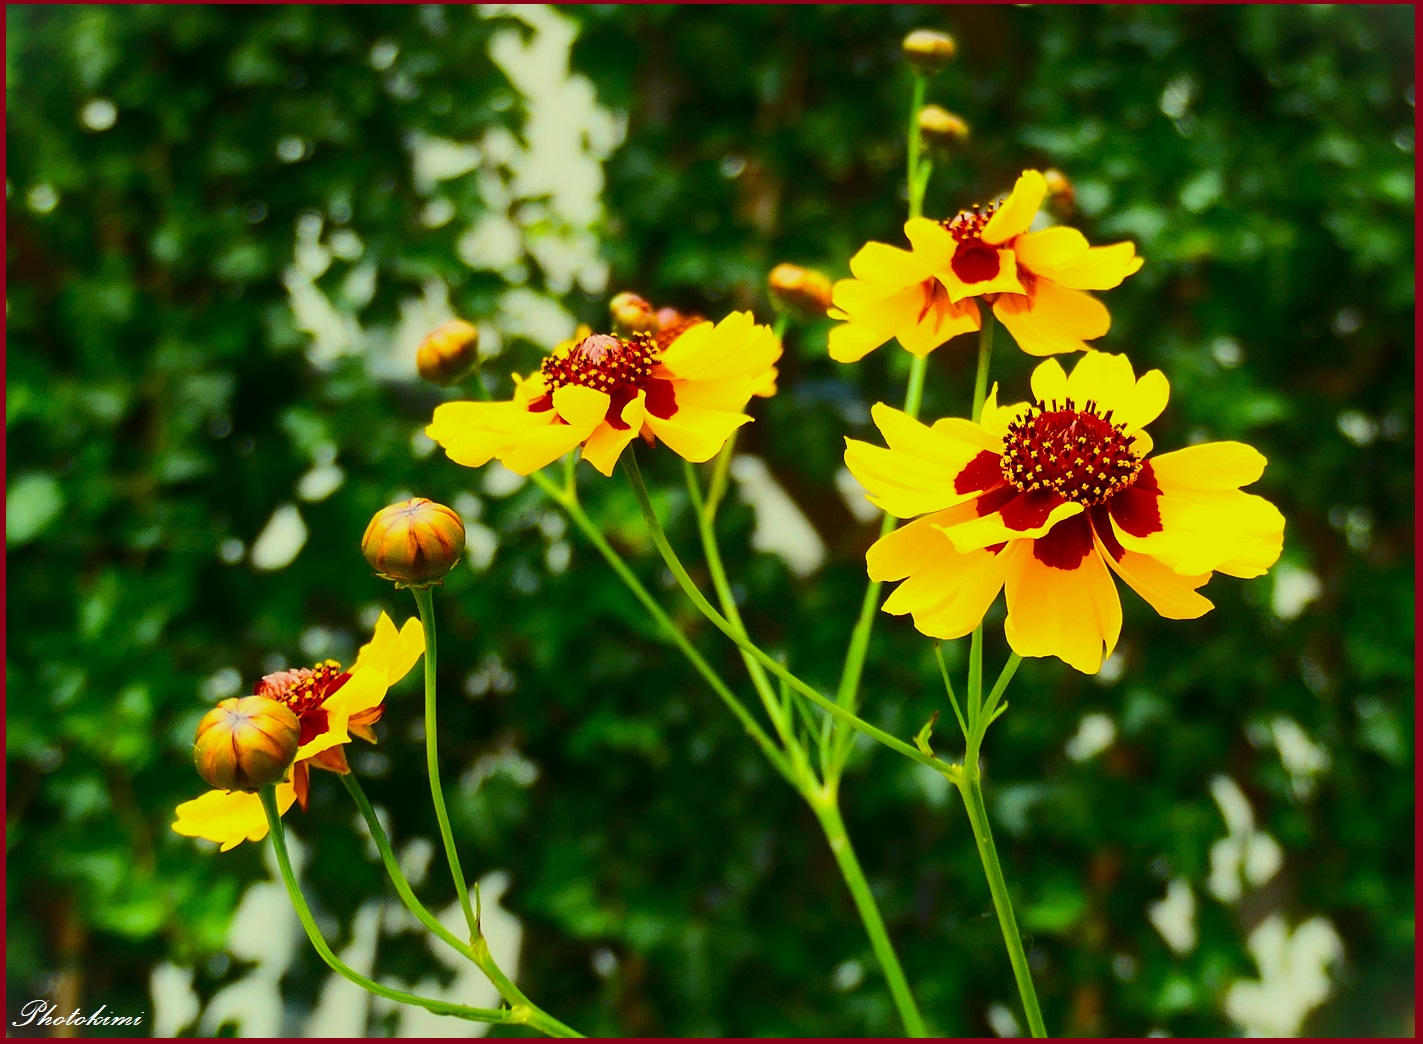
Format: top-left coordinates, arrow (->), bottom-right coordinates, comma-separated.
410,586 -> 481,945
906,73 -> 927,220
812,790 -> 929,1038
529,470 -> 795,783
257,788 -> 516,1029
972,310 -> 995,423
954,772 -> 1047,1038
622,452 -> 956,781
684,462 -> 809,777
340,776 -> 583,1038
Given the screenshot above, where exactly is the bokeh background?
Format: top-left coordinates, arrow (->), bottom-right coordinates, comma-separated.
6,4 -> 1415,1037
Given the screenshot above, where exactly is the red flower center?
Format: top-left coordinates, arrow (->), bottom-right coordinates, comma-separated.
1001,399 -> 1144,506
944,203 -> 1002,285
254,660 -> 348,718
533,332 -> 678,430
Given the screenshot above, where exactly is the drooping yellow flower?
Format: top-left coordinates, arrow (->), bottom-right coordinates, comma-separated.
828,170 -> 1143,362
173,613 -> 424,851
845,353 -> 1284,674
427,311 -> 781,478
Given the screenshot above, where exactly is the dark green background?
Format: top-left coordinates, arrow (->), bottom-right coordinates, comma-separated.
6,4 -> 1414,1036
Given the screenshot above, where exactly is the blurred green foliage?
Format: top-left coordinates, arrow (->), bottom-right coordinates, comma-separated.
6,4 -> 1413,1037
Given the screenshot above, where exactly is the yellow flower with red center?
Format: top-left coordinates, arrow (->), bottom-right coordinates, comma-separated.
845,353 -> 1284,674
172,613 -> 423,851
427,310 -> 781,478
828,170 -> 1143,362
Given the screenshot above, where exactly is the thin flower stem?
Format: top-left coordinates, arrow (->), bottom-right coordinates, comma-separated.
339,775 -> 582,1038
811,790 -> 930,1038
257,788 -> 517,1029
687,461 -> 930,1037
972,310 -> 995,423
932,643 -> 968,741
906,73 -> 927,221
954,772 -> 1047,1038
529,470 -> 796,784
623,452 -> 957,782
410,586 -> 481,945
703,431 -> 738,523
684,462 -> 811,781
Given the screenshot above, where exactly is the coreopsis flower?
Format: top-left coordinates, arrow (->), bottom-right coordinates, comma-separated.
427,311 -> 781,478
193,696 -> 300,792
845,353 -> 1284,674
362,498 -> 466,588
172,613 -> 423,850
828,170 -> 1142,363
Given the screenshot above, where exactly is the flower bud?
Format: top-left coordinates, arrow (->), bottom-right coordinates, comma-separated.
768,263 -> 834,318
609,292 -> 658,335
1043,168 -> 1075,215
194,696 -> 301,792
918,105 -> 970,150
416,320 -> 481,387
902,29 -> 957,76
362,498 -> 466,588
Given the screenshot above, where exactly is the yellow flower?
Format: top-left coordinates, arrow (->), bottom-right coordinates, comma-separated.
915,169 -> 1143,355
427,311 -> 781,477
844,353 -> 1284,674
828,170 -> 1142,362
827,229 -> 982,363
172,613 -> 424,851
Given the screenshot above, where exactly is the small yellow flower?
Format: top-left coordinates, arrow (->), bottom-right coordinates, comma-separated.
829,170 -> 1142,363
845,353 -> 1284,674
427,311 -> 781,478
172,613 -> 424,851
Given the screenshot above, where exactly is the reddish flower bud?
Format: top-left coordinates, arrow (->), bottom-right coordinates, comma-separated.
194,696 -> 301,792
768,263 -> 834,318
416,320 -> 481,387
918,105 -> 970,149
361,498 -> 466,588
1043,168 -> 1076,215
609,292 -> 659,335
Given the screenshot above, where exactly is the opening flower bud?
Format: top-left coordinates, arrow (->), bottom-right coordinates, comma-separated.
609,292 -> 659,335
416,320 -> 481,387
902,29 -> 957,76
768,263 -> 834,318
194,696 -> 301,793
362,497 -> 466,588
918,105 -> 970,150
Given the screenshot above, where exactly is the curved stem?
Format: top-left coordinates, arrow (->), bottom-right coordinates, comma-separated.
813,791 -> 930,1037
257,788 -> 516,1029
529,470 -> 795,784
906,73 -> 927,221
340,775 -> 583,1038
623,452 -> 957,782
955,772 -> 1046,1038
410,586 -> 481,945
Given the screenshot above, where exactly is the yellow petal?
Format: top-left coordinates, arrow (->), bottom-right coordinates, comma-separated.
325,614 -> 424,718
1002,541 -> 1121,674
939,248 -> 1025,303
552,384 -> 611,429
1120,368 -> 1170,432
1114,487 -> 1284,578
866,505 -> 977,581
1013,226 -> 1090,273
645,405 -> 750,463
1064,351 -> 1139,416
897,292 -> 981,356
581,393 -> 647,477
427,399 -> 550,469
172,781 -> 298,852
660,312 -> 781,382
903,217 -> 957,267
1045,241 -> 1143,290
296,709 -> 351,761
848,240 -> 934,286
878,528 -> 1011,640
982,170 -> 1048,244
1099,538 -> 1213,620
993,280 -> 1110,356
1030,357 -> 1070,406
874,402 -> 1000,458
938,498 -> 1083,553
498,422 -> 595,475
1149,442 -> 1267,491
